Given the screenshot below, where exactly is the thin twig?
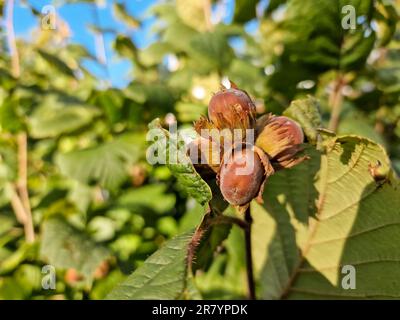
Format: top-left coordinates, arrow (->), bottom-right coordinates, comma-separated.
9,184 -> 27,225
4,1 -> 34,242
244,206 -> 256,300
328,73 -> 346,132
5,0 -> 20,78
16,133 -> 35,243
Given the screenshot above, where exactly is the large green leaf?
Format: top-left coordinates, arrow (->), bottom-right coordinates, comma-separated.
40,218 -> 110,281
56,134 -> 144,191
148,119 -> 212,205
29,104 -> 98,139
254,135 -> 400,299
106,231 -> 194,300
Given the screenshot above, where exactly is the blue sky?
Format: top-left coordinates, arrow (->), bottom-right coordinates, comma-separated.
14,0 -> 162,87
12,0 -> 258,88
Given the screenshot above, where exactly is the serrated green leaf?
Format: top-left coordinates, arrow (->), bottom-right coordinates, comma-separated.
106,231 -> 194,300
194,222 -> 232,272
255,135 -> 400,299
148,119 -> 212,205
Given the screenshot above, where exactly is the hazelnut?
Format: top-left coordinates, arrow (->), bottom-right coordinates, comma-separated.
208,87 -> 256,130
219,146 -> 265,206
273,116 -> 304,145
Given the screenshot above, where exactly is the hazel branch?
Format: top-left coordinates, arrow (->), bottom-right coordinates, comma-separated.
16,133 -> 35,243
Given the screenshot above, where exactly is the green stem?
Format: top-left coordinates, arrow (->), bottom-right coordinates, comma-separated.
244,206 -> 256,300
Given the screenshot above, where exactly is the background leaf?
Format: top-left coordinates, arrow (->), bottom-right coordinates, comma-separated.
40,218 -> 110,281
56,134 -> 143,191
234,0 -> 258,23
29,101 -> 99,138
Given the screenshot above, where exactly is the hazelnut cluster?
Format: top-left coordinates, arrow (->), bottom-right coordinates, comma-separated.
190,82 -> 307,210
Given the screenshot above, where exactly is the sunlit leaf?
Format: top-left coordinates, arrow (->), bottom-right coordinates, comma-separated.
255,135 -> 400,299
